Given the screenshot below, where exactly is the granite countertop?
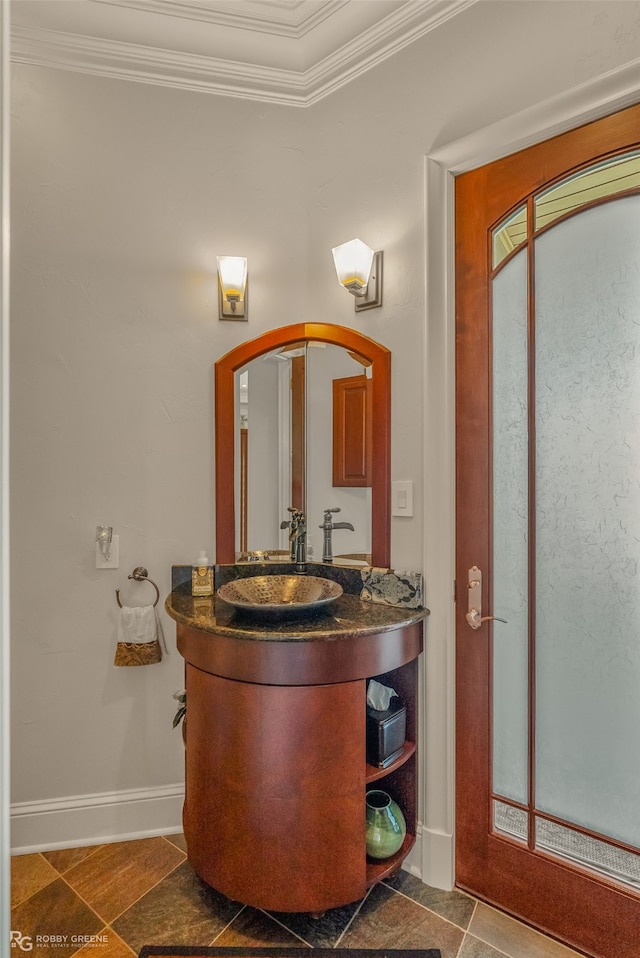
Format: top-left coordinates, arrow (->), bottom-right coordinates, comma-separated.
165,585 -> 429,643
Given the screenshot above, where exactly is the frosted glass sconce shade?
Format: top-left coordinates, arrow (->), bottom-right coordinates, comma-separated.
217,256 -> 248,320
332,239 -> 373,294
331,239 -> 383,311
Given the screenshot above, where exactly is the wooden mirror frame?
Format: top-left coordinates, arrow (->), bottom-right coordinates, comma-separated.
215,322 -> 391,567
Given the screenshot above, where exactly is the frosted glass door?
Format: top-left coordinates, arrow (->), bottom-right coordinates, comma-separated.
491,174 -> 640,887
492,247 -> 529,807
536,196 -> 640,851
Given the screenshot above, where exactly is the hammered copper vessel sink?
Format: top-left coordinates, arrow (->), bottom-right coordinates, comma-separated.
216,574 -> 343,617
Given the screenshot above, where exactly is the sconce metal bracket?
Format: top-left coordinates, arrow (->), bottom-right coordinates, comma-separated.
355,250 -> 383,312
218,279 -> 248,321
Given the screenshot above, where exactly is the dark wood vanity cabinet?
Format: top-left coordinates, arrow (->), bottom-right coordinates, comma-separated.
184,664 -> 367,912
174,609 -> 423,915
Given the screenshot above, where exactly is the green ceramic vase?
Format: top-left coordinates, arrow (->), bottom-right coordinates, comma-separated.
365,789 -> 406,859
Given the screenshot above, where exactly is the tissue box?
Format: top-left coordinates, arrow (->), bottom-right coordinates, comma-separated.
366,698 -> 406,768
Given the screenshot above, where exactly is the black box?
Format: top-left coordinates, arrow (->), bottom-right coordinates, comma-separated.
366,698 -> 407,768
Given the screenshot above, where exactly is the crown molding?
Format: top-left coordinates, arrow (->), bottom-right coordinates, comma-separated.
97,0 -> 350,38
10,0 -> 477,107
305,0 -> 477,105
10,25 -> 309,105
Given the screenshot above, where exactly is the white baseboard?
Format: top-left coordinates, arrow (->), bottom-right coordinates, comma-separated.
10,783 -> 185,855
400,824 -> 454,892
419,825 -> 455,891
401,825 -> 423,877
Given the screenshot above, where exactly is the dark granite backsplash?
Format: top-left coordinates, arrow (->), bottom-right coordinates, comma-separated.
171,562 -> 424,610
171,562 -> 363,595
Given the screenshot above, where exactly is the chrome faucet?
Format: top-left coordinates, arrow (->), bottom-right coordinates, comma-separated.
285,507 -> 307,574
319,508 -> 355,562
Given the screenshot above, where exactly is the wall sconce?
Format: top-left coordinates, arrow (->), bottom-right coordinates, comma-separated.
96,525 -> 119,568
331,238 -> 383,311
96,525 -> 113,561
217,256 -> 248,321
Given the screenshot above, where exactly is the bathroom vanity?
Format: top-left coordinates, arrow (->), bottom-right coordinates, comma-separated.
168,321 -> 427,913
166,581 -> 427,914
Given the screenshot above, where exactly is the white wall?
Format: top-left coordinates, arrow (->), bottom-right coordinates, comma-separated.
9,0 -> 640,863
10,68 -> 307,845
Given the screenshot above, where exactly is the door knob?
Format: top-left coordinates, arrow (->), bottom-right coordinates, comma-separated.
465,608 -> 508,630
466,566 -> 508,630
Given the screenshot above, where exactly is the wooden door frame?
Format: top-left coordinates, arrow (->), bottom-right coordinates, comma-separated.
419,61 -> 640,896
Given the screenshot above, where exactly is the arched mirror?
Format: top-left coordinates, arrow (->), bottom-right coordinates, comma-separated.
215,323 -> 391,567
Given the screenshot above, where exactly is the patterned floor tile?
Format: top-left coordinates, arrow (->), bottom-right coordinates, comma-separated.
458,934 -> 510,958
383,869 -> 476,928
10,838 -> 594,958
164,832 -> 187,853
10,877 -> 104,958
73,928 -> 136,958
266,894 -> 369,948
63,837 -> 186,923
338,881 -> 465,958
111,860 -> 244,954
42,845 -> 104,874
213,906 -> 311,946
11,853 -> 59,907
469,903 -> 585,958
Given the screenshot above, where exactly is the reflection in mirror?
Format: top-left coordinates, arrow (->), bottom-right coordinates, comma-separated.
215,323 -> 390,568
306,344 -> 371,561
236,356 -> 279,554
235,346 -> 302,558
236,344 -> 372,563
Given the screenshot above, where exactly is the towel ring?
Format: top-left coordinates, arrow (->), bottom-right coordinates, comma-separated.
115,567 -> 160,608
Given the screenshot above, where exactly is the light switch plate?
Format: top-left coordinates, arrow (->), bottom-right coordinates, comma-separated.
392,480 -> 413,517
96,534 -> 119,569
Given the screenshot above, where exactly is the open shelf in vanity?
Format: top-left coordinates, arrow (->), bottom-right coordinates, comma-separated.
365,658 -> 419,886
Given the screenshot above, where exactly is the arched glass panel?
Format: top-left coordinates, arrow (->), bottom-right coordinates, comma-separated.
492,204 -> 527,268
535,149 -> 640,231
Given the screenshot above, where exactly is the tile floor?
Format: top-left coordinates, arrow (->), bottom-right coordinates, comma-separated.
11,834 -> 586,958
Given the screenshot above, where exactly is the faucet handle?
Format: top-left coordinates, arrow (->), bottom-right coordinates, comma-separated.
287,507 -> 306,541
321,507 -> 341,527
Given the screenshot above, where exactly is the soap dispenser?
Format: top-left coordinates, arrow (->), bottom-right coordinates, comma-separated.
192,550 -> 214,596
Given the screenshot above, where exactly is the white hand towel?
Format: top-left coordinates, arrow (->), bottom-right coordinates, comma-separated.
117,604 -> 157,645
114,605 -> 168,666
